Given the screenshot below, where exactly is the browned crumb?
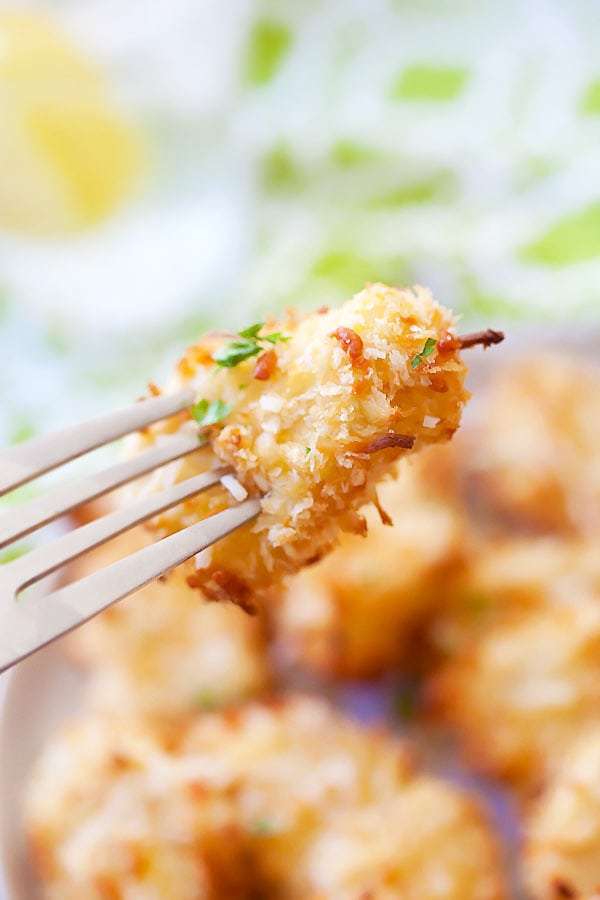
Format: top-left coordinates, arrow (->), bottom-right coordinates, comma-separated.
357,433 -> 416,454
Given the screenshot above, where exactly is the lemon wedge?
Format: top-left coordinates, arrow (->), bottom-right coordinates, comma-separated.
0,10 -> 143,235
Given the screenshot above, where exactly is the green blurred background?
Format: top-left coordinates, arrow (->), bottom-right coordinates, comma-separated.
1,0 -> 599,452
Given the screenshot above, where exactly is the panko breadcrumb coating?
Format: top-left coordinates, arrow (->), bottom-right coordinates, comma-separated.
525,727 -> 600,900
275,444 -> 466,679
427,534 -> 600,660
472,354 -> 600,536
26,696 -> 507,900
428,601 -> 600,788
130,283 -> 469,607
66,526 -> 270,719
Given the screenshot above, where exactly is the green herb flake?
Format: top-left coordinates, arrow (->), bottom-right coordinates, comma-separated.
214,325 -> 290,369
305,447 -> 311,455
394,689 -> 418,723
410,337 -> 438,369
250,817 -> 275,836
195,691 -> 219,712
262,331 -> 291,344
213,339 -> 262,368
238,322 -> 264,339
191,398 -> 233,428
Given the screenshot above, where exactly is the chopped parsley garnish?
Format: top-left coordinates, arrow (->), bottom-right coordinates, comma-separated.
195,691 -> 219,711
393,680 -> 420,723
213,323 -> 290,368
395,692 -> 416,722
191,398 -> 233,427
305,446 -> 311,455
213,339 -> 262,368
410,337 -> 438,369
250,816 -> 276,836
238,322 -> 264,339
262,331 -> 291,344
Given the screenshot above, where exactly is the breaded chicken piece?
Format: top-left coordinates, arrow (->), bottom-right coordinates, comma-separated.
472,354 -> 600,536
130,283 -> 469,607
26,696 -> 507,900
275,444 -> 466,679
428,601 -> 600,788
525,727 -> 600,900
428,534 -> 600,660
66,526 -> 270,719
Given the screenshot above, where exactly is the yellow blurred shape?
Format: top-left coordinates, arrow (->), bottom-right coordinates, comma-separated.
0,10 -> 143,235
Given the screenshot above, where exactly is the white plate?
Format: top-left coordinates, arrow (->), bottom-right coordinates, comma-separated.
0,645 -> 84,900
0,331 -> 592,898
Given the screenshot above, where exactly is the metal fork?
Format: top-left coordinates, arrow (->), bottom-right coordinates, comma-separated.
0,389 -> 261,674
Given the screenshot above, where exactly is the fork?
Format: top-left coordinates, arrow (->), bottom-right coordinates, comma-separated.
0,389 -> 261,674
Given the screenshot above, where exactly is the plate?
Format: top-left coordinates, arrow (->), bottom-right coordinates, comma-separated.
0,645 -> 84,900
0,330 -> 590,898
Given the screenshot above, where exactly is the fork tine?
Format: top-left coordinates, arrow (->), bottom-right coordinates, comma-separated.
0,432 -> 202,549
5,466 -> 231,591
0,388 -> 196,497
0,499 -> 261,674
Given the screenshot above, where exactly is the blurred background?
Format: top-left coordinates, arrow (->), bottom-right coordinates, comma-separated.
1,0 -> 599,449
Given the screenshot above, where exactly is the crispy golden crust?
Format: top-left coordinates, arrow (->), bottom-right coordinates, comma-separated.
26,696 -> 506,900
66,527 -> 270,719
275,444 -> 467,679
428,602 -> 600,788
130,283 -> 469,606
427,534 -> 600,660
525,727 -> 600,900
472,354 -> 600,536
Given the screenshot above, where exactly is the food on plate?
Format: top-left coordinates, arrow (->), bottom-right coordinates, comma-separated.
428,600 -> 600,788
66,526 -> 270,720
471,354 -> 600,536
525,726 -> 600,900
274,443 -> 467,678
129,283 -> 472,609
25,695 -> 507,900
23,336 -> 600,899
427,533 -> 600,659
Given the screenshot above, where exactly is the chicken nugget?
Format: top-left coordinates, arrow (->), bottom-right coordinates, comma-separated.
472,354 -> 600,536
130,283 -> 469,607
26,696 -> 506,899
275,444 -> 466,679
66,526 -> 270,719
428,602 -> 600,788
525,726 -> 600,900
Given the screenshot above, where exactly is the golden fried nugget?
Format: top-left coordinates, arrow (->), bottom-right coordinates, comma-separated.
427,534 -> 600,660
130,284 -> 469,606
525,727 -> 600,900
428,602 -> 600,788
275,444 -> 466,679
473,354 -> 600,536
66,527 -> 270,719
26,696 -> 506,900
